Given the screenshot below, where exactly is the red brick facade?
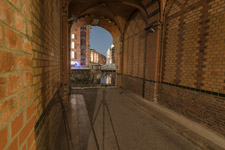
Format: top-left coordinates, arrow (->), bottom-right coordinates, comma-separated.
70,25 -> 90,67
90,49 -> 106,65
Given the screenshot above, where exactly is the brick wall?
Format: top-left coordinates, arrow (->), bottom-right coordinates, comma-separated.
120,11 -> 147,96
31,0 -> 63,149
0,0 -> 66,149
114,36 -> 122,74
120,0 -> 160,101
123,12 -> 146,78
0,0 -> 35,149
120,0 -> 225,136
159,0 -> 225,136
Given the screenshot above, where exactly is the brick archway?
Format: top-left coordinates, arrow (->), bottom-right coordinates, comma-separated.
3,0 -> 225,150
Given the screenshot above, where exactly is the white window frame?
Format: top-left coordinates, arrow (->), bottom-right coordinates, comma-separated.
71,51 -> 75,59
71,34 -> 75,39
71,42 -> 75,49
91,52 -> 94,62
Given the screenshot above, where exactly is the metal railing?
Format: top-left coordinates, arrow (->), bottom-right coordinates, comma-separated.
71,68 -> 116,87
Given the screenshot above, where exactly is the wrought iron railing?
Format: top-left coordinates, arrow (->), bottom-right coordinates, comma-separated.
71,68 -> 116,87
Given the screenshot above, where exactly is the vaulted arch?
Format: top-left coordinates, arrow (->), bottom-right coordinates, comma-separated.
68,0 -> 150,34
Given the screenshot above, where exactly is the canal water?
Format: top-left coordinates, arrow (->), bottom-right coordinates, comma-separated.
100,74 -> 114,85
71,69 -> 116,87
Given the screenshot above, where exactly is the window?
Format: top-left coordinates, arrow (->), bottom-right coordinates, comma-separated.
71,42 -> 75,49
81,25 -> 86,30
81,60 -> 84,65
81,50 -> 85,55
91,52 -> 94,62
75,52 -> 77,59
71,51 -> 74,58
96,54 -> 98,63
80,45 -> 86,49
94,53 -> 97,63
81,31 -> 86,37
71,34 -> 75,39
81,39 -> 86,45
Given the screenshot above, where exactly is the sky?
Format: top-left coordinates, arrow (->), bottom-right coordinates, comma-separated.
90,26 -> 113,56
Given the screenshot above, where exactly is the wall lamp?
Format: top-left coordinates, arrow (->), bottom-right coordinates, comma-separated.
145,22 -> 164,33
68,14 -> 78,24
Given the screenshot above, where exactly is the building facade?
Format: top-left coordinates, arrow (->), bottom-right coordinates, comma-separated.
71,25 -> 90,68
90,49 -> 106,65
106,44 -> 115,64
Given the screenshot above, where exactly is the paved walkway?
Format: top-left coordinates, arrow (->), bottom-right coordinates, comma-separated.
54,87 -> 202,150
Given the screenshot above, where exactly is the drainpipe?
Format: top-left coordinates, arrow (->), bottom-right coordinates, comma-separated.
142,32 -> 147,98
120,34 -> 124,87
153,22 -> 162,103
61,0 -> 69,103
155,3 -> 166,103
68,24 -> 72,95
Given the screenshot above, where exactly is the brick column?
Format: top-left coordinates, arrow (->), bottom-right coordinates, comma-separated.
61,0 -> 69,102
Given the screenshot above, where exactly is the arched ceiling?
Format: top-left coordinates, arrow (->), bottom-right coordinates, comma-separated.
68,0 -> 148,36
70,16 -> 121,38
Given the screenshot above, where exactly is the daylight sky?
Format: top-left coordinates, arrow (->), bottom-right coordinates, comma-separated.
90,26 -> 113,56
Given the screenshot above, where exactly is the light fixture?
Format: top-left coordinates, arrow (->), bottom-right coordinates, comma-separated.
150,28 -> 155,33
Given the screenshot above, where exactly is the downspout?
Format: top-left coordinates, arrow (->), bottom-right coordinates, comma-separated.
120,34 -> 125,87
61,0 -> 68,102
68,24 -> 72,95
142,31 -> 147,98
153,16 -> 163,103
157,2 -> 167,103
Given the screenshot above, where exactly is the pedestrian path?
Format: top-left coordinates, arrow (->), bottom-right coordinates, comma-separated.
54,88 -> 201,150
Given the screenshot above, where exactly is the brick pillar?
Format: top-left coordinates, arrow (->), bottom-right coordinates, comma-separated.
115,35 -> 123,86
155,2 -> 167,102
119,35 -> 123,74
68,24 -> 72,93
61,0 -> 69,102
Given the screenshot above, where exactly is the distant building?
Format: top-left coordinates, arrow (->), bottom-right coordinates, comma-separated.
99,53 -> 106,64
106,44 -> 115,64
90,49 -> 106,65
71,25 -> 90,68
